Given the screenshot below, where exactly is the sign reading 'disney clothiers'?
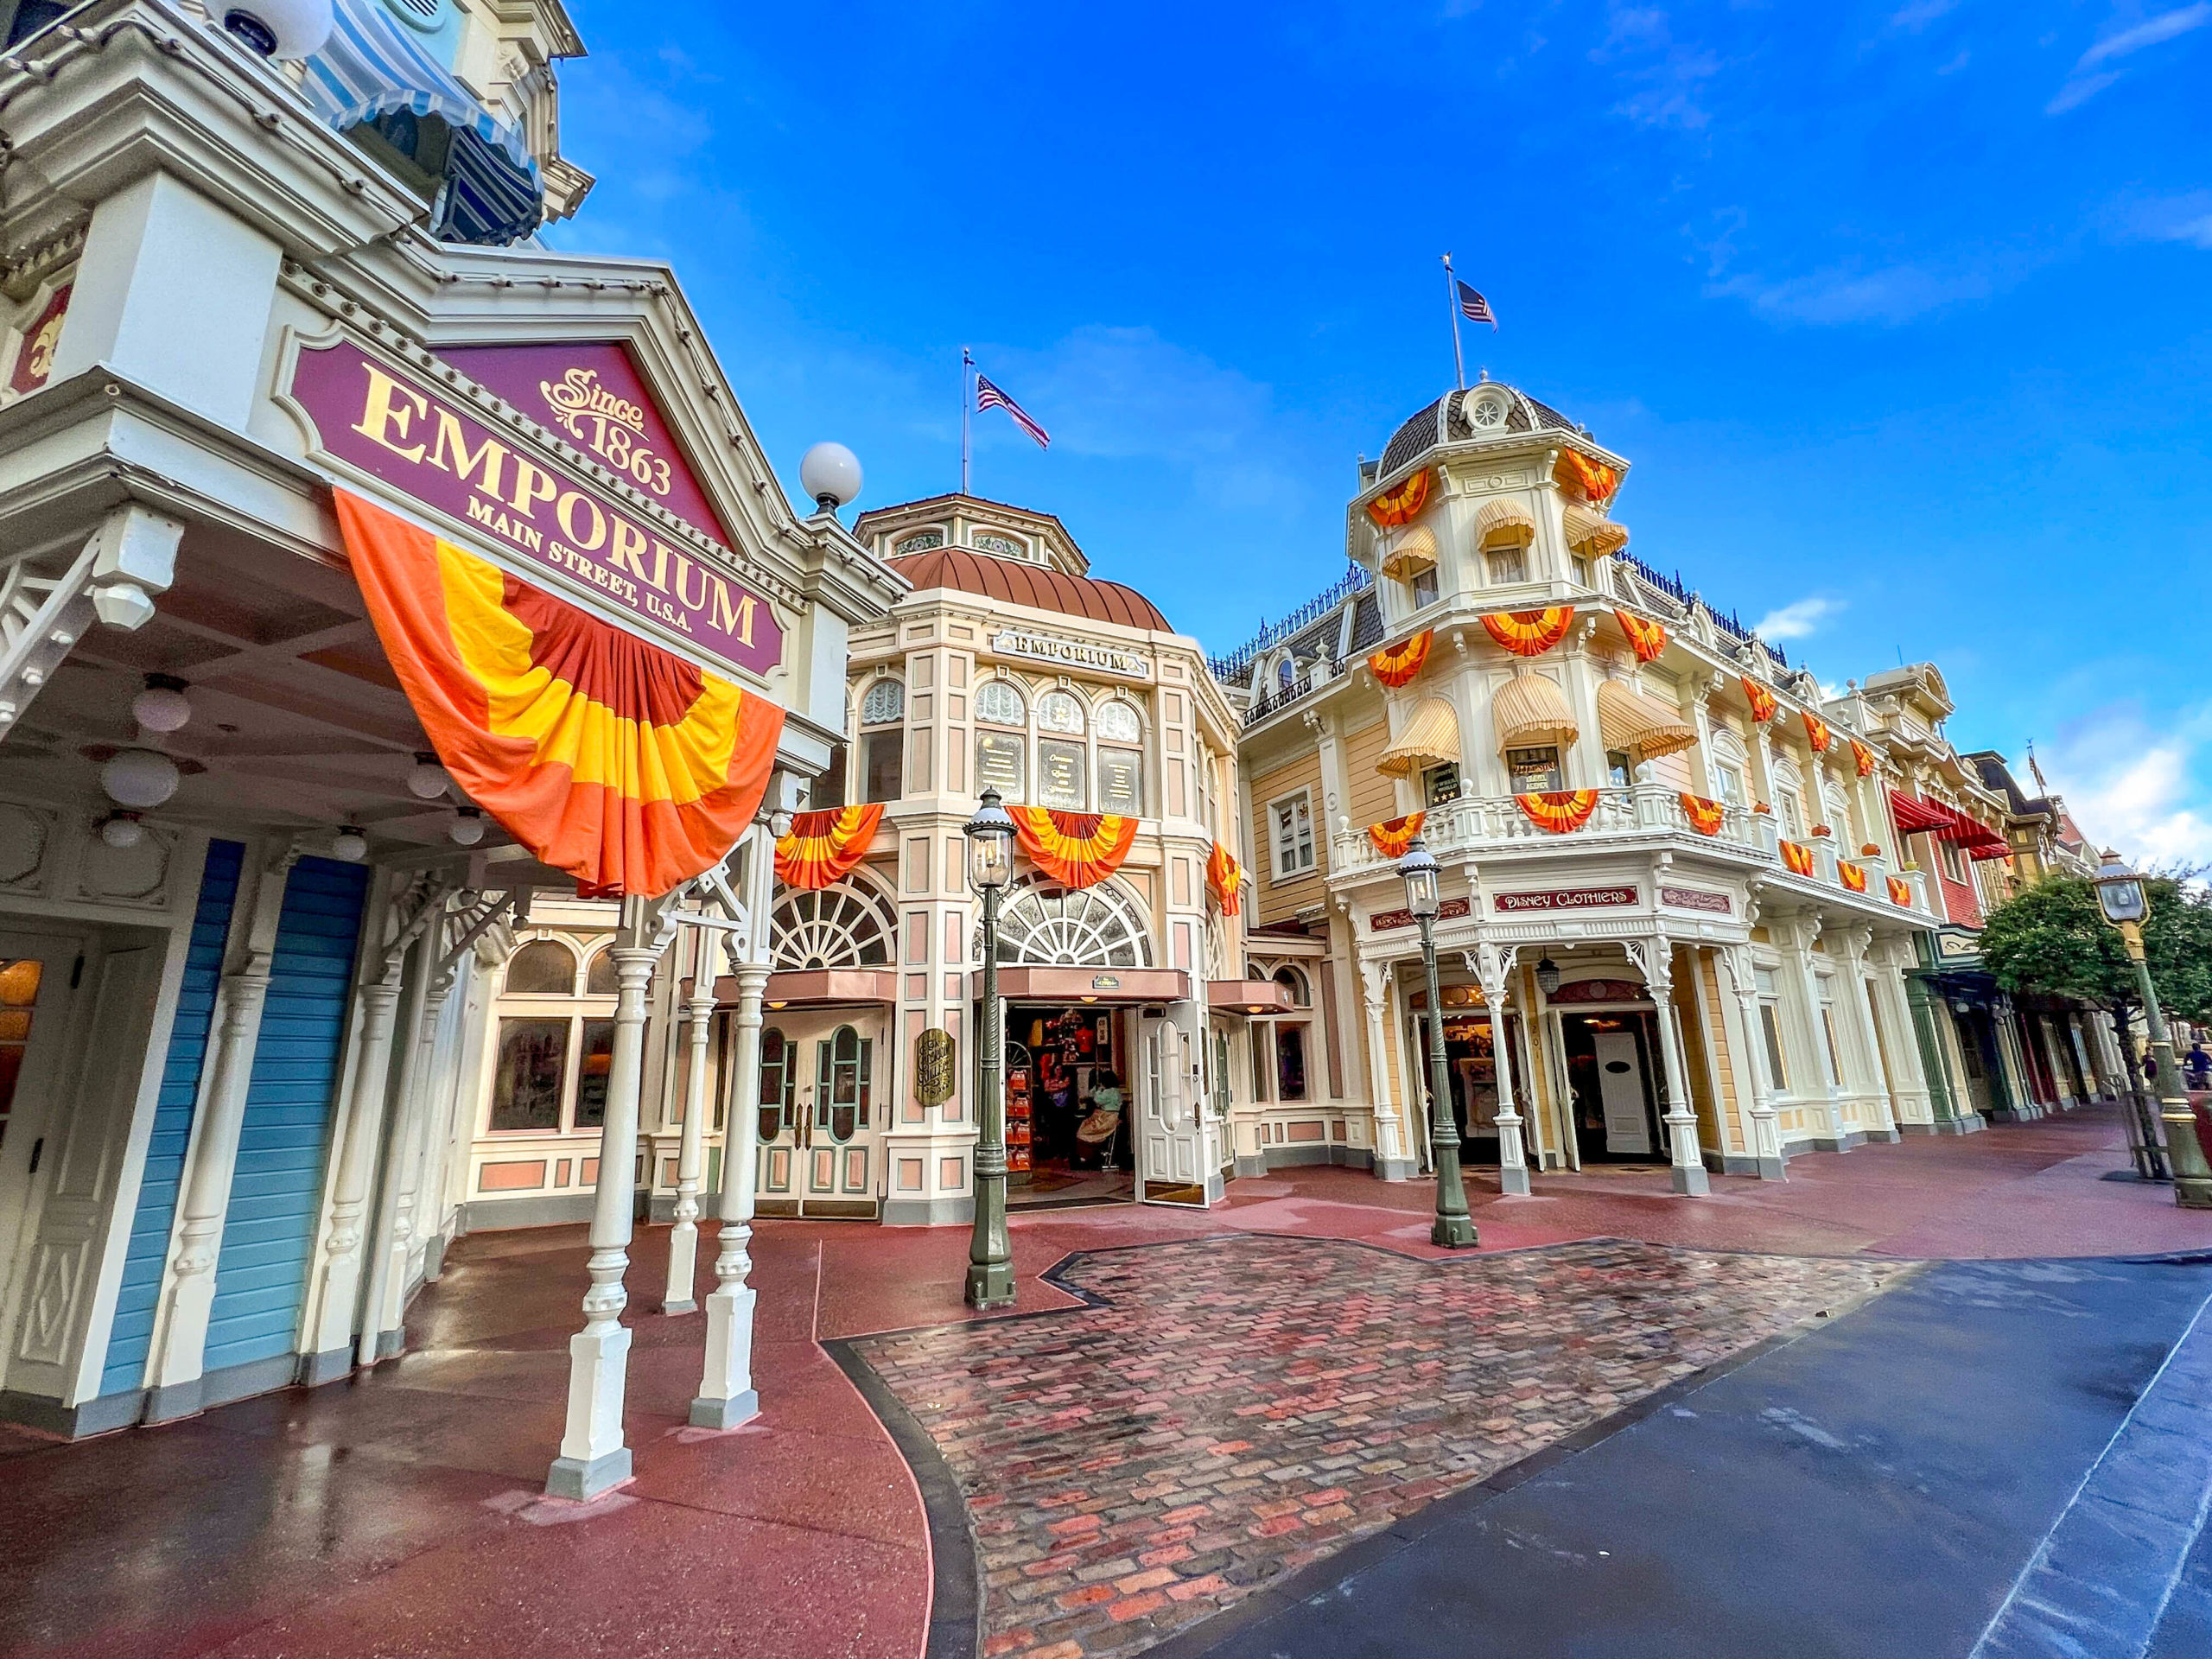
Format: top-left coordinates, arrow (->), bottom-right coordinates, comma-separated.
1493,886 -> 1638,913
289,340 -> 783,677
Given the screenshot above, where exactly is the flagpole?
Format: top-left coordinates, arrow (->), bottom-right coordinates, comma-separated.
961,347 -> 973,496
1441,253 -> 1465,391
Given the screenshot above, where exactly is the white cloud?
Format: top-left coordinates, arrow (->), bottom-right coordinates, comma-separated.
1711,262 -> 1993,325
2048,4 -> 2211,112
1594,5 -> 1720,130
2115,189 -> 2212,249
1751,595 -> 1840,640
2037,702 -> 2212,870
1891,0 -> 1964,31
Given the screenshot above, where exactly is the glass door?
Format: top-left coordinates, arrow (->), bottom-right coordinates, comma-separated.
754,1014 -> 881,1218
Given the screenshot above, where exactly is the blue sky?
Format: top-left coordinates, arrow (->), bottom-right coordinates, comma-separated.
552,1 -> 2212,866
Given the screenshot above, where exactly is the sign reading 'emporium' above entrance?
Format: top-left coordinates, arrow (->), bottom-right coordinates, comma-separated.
287,339 -> 784,678
988,627 -> 1152,681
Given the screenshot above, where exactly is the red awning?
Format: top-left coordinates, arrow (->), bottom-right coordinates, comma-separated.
1888,789 -> 2007,858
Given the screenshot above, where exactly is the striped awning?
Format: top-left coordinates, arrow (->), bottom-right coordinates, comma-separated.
1597,679 -> 1694,760
1475,498 -> 1535,551
1493,671 -> 1579,751
1377,696 -> 1462,777
1562,504 -> 1629,558
302,0 -> 544,245
1380,524 -> 1438,582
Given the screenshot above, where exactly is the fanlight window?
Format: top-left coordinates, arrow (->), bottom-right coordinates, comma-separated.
893,529 -> 944,556
773,884 -> 896,969
505,939 -> 576,995
1037,690 -> 1085,734
977,678 -> 1026,726
585,949 -> 618,995
1274,966 -> 1312,1007
992,878 -> 1153,968
861,678 -> 906,727
1098,699 -> 1141,744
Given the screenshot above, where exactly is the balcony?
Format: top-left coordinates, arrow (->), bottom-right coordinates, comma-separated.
1325,786 -> 1937,920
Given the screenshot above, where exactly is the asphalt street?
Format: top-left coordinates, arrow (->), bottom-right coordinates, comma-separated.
1154,1253 -> 2212,1659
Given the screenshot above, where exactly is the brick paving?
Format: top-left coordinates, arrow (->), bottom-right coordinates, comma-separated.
852,1235 -> 1906,1659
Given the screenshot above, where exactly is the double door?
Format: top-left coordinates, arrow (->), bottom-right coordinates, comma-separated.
755,1014 -> 883,1218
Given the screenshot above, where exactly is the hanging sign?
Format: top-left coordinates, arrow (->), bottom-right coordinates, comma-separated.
1369,897 -> 1471,931
1660,886 -> 1732,915
914,1028 -> 957,1109
287,339 -> 783,678
8,284 -> 71,396
1493,886 -> 1638,913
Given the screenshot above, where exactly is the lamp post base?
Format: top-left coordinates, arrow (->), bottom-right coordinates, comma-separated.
965,1262 -> 1018,1308
1431,1213 -> 1478,1249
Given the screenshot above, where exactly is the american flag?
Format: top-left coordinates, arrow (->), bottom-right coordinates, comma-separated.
976,374 -> 1051,449
1457,280 -> 1497,328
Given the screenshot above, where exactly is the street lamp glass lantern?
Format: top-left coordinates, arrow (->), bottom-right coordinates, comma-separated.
965,786 -> 1016,892
1396,836 -> 1440,919
2095,850 -> 2147,925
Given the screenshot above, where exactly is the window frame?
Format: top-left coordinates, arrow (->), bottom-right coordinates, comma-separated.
1268,787 -> 1317,880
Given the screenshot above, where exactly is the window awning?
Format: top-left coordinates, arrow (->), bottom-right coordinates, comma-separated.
1475,498 -> 1535,551
1562,504 -> 1629,558
1889,788 -> 2008,859
1377,696 -> 1461,777
1494,671 -> 1580,751
1380,524 -> 1438,582
1597,679 -> 1694,760
302,0 -> 544,246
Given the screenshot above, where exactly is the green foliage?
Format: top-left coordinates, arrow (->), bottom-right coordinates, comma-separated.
1979,875 -> 2212,1026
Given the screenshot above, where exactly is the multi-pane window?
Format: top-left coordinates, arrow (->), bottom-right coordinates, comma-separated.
757,1027 -> 795,1142
1486,550 -> 1527,585
1412,569 -> 1440,608
1507,746 -> 1564,793
1755,966 -> 1789,1092
1422,763 -> 1461,806
1713,766 -> 1745,808
860,676 -> 904,804
486,936 -> 635,1135
1607,749 -> 1634,788
1270,791 -> 1316,879
1936,836 -> 1966,884
976,678 -> 1025,727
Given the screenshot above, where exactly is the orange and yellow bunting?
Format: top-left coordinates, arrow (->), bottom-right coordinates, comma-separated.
1839,861 -> 1868,893
1679,793 -> 1726,836
1516,790 -> 1600,834
1365,467 -> 1433,528
1615,610 -> 1668,663
1555,450 -> 1620,507
1480,607 -> 1575,658
1850,738 -> 1876,779
1206,841 -> 1246,917
1369,631 -> 1433,688
334,491 -> 783,899
1802,711 -> 1833,753
1781,839 -> 1816,876
1741,677 -> 1778,722
1368,811 -> 1427,858
1011,807 -> 1139,889
1888,874 -> 1914,907
775,804 -> 883,891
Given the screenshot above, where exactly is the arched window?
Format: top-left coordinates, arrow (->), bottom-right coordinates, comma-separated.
1274,966 -> 1312,1007
758,1028 -> 793,1142
1097,699 -> 1141,745
1277,657 -> 1296,694
859,677 -> 905,803
772,881 -> 897,969
994,877 -> 1153,968
861,677 -> 906,726
817,1024 -> 873,1142
585,948 -> 618,996
504,939 -> 576,995
1037,690 -> 1085,734
1035,691 -> 1088,810
976,678 -> 1026,726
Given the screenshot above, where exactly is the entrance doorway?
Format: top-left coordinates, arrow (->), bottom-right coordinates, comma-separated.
1406,1005 -> 1530,1169
1559,1010 -> 1667,1164
0,931 -> 83,1378
1004,1004 -> 1135,1210
755,1011 -> 886,1218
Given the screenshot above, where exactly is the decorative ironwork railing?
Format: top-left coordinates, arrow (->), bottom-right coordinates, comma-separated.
1206,563 -> 1370,683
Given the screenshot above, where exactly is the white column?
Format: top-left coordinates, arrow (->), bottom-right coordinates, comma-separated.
1719,945 -> 1786,1179
664,930 -> 719,1318
1787,919 -> 1848,1145
1360,958 -> 1416,1179
547,897 -> 665,1500
144,965 -> 273,1409
1642,939 -> 1710,1196
357,923 -> 446,1368
694,961 -> 766,1428
306,968 -> 405,1368
1475,947 -> 1529,1196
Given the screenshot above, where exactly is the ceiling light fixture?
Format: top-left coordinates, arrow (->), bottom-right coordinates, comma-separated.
101,747 -> 181,810
130,674 -> 192,734
407,751 -> 451,800
99,811 -> 145,849
449,807 -> 486,847
331,826 -> 368,861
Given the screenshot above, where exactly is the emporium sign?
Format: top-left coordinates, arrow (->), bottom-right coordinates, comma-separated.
989,628 -> 1152,682
1492,886 -> 1638,914
287,340 -> 783,677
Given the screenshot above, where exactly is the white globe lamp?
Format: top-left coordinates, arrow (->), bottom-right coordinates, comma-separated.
331,826 -> 369,862
407,752 -> 452,800
799,442 -> 862,513
223,0 -> 334,60
449,808 -> 486,847
131,676 -> 193,734
101,748 -> 181,810
100,813 -> 145,850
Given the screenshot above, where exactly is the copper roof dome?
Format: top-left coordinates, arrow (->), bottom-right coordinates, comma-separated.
887,544 -> 1172,632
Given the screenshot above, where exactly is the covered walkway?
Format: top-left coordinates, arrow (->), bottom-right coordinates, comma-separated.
2,1104 -> 2206,1659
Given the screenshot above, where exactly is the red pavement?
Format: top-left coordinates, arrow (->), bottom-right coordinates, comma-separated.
0,1102 -> 2204,1659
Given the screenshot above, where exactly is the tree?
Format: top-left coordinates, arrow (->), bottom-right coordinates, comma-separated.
1978,874 -> 2212,1030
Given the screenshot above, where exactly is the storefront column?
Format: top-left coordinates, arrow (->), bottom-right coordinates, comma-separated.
693,960 -> 767,1428
664,931 -> 719,1318
1786,920 -> 1849,1147
1902,971 -> 1969,1129
1359,958 -> 1416,1179
359,926 -> 448,1366
1718,946 -> 1785,1180
304,967 -> 406,1376
1474,946 -> 1529,1196
1864,942 -> 1930,1128
1838,930 -> 1898,1140
1637,938 -> 1709,1196
548,897 -> 668,1500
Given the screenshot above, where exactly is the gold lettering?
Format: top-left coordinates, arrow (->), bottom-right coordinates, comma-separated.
709,577 -> 757,646
467,496 -> 497,526
429,410 -> 508,496
556,490 -> 607,551
607,518 -> 652,583
509,459 -> 559,519
674,554 -> 709,612
351,365 -> 429,461
649,540 -> 673,595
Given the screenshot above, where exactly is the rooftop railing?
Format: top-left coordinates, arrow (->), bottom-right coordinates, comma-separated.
1207,563 -> 1370,683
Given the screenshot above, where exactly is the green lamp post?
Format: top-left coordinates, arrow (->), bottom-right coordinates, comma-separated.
2094,850 -> 2212,1210
963,787 -> 1020,1306
1397,836 -> 1477,1249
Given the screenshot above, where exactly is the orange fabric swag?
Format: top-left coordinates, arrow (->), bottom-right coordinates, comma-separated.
1741,677 -> 1778,722
1888,874 -> 1914,907
1480,607 -> 1574,658
1616,610 -> 1668,663
1206,841 -> 1246,916
1369,631 -> 1433,689
1839,861 -> 1869,893
1850,738 -> 1876,779
1012,807 -> 1139,889
775,804 -> 883,891
1516,791 -> 1599,834
1802,711 -> 1833,753
1365,467 -> 1433,528
1781,839 -> 1816,876
334,491 -> 783,899
1555,450 -> 1620,507
1368,811 -> 1427,858
1679,793 -> 1725,836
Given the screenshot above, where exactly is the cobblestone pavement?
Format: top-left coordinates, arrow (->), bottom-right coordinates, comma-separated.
850,1235 -> 1908,1659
